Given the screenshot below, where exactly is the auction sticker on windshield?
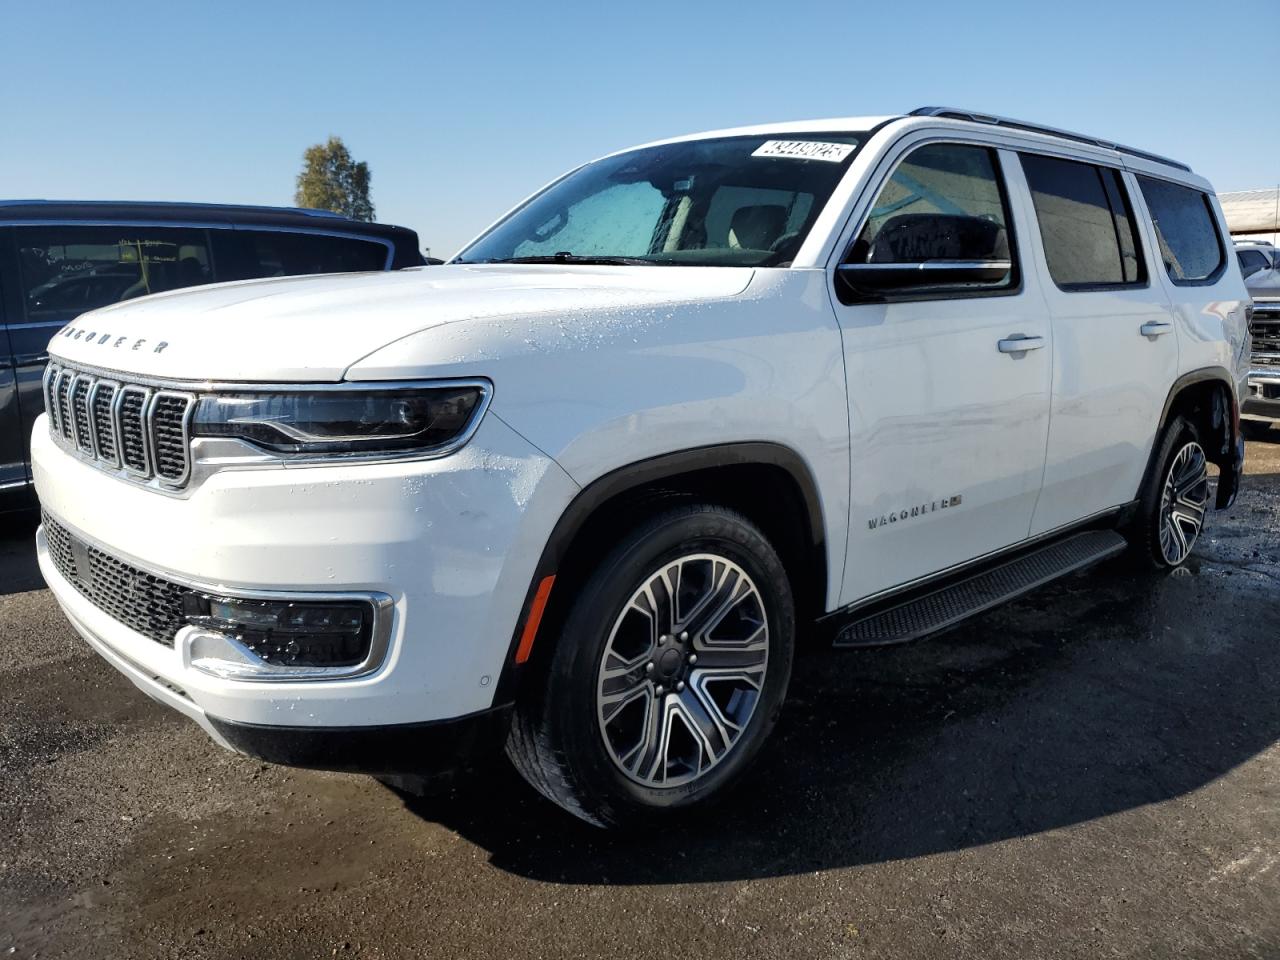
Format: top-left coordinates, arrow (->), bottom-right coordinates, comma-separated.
752,140 -> 857,163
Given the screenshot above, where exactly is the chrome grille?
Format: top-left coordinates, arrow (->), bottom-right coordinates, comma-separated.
42,511 -> 190,646
55,370 -> 74,442
152,394 -> 192,482
92,383 -> 118,462
71,376 -> 93,453
43,362 -> 195,488
1252,308 -> 1280,367
118,387 -> 150,474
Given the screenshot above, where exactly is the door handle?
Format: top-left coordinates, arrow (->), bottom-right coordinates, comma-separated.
997,335 -> 1046,354
1140,321 -> 1174,337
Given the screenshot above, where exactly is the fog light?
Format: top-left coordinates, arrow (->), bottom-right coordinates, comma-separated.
182,595 -> 374,668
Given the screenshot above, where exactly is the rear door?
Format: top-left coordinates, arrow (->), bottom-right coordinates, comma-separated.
1016,153 -> 1179,535
831,139 -> 1054,604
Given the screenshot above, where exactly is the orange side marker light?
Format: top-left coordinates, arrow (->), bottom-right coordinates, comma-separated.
515,575 -> 556,664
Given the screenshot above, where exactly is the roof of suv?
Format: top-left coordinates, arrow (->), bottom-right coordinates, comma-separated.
628,107 -> 1192,174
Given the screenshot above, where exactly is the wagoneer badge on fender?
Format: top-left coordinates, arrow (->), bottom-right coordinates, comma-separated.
867,495 -> 963,530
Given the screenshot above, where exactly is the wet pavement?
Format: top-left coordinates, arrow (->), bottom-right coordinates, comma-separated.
2,439 -> 1278,959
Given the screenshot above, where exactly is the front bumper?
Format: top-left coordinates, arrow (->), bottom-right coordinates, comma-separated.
1242,367 -> 1280,423
32,410 -> 577,766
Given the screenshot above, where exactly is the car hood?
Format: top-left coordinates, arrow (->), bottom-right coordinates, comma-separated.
47,264 -> 756,382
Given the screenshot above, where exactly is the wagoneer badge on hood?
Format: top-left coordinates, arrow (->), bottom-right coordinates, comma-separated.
58,325 -> 170,354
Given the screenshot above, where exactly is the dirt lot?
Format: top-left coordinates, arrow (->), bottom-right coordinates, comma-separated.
2,438 -> 1278,960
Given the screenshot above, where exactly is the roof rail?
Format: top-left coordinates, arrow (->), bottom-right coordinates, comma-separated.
0,199 -> 349,217
909,107 -> 1191,172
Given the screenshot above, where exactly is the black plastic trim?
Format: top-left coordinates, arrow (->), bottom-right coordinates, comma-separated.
207,704 -> 514,776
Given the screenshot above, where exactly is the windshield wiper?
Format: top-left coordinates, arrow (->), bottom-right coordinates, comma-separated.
483,252 -> 655,266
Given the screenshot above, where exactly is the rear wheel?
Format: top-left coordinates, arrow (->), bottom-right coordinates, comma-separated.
1131,416 -> 1211,569
506,503 -> 794,827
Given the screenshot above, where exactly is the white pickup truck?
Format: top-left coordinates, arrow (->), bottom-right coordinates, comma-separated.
33,108 -> 1249,826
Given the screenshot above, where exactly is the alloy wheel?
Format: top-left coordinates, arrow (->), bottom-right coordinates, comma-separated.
1158,441 -> 1209,565
596,553 -> 769,788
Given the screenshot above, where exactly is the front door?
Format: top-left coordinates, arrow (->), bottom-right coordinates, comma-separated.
831,141 -> 1053,605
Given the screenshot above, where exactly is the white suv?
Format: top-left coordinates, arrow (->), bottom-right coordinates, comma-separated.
33,108 -> 1250,827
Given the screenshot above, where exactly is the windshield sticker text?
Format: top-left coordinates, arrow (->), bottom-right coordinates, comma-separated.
752,140 -> 856,163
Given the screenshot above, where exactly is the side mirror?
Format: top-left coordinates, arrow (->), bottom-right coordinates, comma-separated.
837,259 -> 1012,296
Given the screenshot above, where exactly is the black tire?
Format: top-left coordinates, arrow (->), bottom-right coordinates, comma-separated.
506,503 -> 795,828
1130,415 -> 1211,570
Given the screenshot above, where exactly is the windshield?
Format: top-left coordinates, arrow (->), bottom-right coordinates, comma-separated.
456,133 -> 864,267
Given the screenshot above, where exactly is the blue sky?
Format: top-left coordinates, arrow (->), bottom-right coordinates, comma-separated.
3,0 -> 1276,256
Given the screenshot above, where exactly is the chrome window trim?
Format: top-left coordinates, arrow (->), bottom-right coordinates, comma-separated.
39,511 -> 396,683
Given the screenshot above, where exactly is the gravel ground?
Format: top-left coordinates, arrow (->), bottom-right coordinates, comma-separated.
2,438 -> 1278,959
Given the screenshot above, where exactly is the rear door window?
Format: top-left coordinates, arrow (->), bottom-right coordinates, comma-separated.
235,231 -> 388,279
16,226 -> 213,324
1020,154 -> 1145,288
1135,177 -> 1225,284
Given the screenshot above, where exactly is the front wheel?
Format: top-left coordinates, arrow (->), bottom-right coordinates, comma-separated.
506,503 -> 795,827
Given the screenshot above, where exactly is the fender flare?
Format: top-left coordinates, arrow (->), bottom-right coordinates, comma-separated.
1150,366 -> 1243,509
493,442 -> 827,702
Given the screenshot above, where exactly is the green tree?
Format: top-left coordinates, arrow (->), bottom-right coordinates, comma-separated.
293,136 -> 375,221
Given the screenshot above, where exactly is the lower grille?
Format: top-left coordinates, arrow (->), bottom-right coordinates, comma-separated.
43,512 -> 191,646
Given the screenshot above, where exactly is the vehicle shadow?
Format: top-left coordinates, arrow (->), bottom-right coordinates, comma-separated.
397,546 -> 1280,884
0,511 -> 44,596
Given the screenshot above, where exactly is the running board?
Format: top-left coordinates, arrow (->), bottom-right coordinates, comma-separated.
834,529 -> 1127,648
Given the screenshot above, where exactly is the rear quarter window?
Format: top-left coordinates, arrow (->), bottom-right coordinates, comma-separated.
1136,177 -> 1225,284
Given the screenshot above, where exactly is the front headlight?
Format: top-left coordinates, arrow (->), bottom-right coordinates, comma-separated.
190,381 -> 489,458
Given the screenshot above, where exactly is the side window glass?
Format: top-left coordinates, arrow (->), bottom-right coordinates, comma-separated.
848,143 -> 1015,292
239,231 -> 388,278
1237,250 -> 1265,278
17,226 -> 212,324
1020,154 -> 1145,288
1135,176 -> 1225,283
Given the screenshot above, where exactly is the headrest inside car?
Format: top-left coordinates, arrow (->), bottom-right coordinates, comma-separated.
729,205 -> 788,250
868,213 -> 1008,262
